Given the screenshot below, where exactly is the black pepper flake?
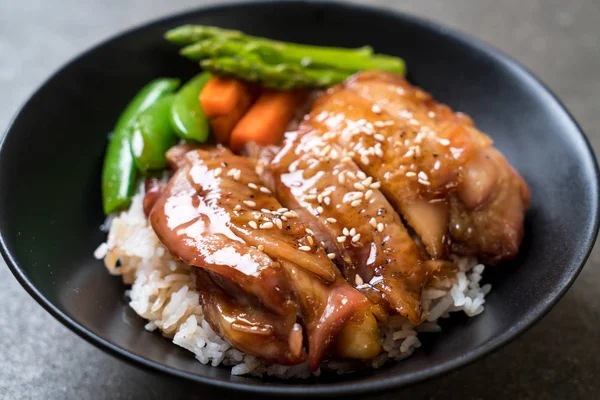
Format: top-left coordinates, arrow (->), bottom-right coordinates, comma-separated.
286,225 -> 291,230
433,154 -> 438,158
385,259 -> 390,264
250,194 -> 255,198
221,162 -> 228,167
381,241 -> 387,246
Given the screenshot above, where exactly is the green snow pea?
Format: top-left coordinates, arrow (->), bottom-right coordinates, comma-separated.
170,72 -> 212,142
101,78 -> 180,214
130,95 -> 178,173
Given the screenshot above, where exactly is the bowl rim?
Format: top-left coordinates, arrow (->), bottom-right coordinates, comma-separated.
1,0 -> 599,396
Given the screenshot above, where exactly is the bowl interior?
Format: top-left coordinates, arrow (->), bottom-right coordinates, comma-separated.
1,1 -> 597,396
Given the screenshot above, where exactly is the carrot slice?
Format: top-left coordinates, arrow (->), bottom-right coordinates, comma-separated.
229,89 -> 307,153
199,77 -> 256,144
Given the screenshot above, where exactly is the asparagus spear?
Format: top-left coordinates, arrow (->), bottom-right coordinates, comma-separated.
165,25 -> 246,46
179,38 -> 405,74
200,56 -> 350,89
165,25 -> 405,74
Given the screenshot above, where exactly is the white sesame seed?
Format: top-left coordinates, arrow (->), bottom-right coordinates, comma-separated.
305,194 -> 317,200
414,132 -> 424,144
316,206 -> 324,214
439,138 -> 450,146
324,196 -> 331,206
261,208 -> 272,214
371,104 -> 382,114
342,227 -> 349,236
258,244 -> 264,251
284,211 -> 298,218
357,171 -> 367,180
377,223 -> 384,232
352,233 -> 361,243
260,187 -> 272,194
248,183 -> 258,189
340,156 -> 352,163
349,228 -> 356,236
280,216 -> 287,221
418,171 -> 428,181
351,199 -> 362,207
338,172 -> 346,184
305,228 -> 314,235
274,218 -> 283,229
355,274 -> 364,285
369,218 -> 377,228
249,221 -> 258,229
326,217 -> 337,223
234,170 -> 241,181
362,176 -> 373,186
307,236 -> 314,245
299,246 -> 311,251
337,236 -> 347,243
418,179 -> 431,186
327,253 -> 336,259
434,160 -> 441,170
354,182 -> 365,191
244,200 -> 256,208
234,205 -> 242,211
346,171 -> 356,180
365,189 -> 373,200
406,171 -> 417,177
260,222 -> 274,229
370,182 -> 381,189
415,145 -> 422,157
213,167 -> 222,177
255,164 -> 264,175
278,207 -> 288,213
374,133 -> 385,142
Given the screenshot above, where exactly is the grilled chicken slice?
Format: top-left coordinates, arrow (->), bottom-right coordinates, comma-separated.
166,143 -> 232,170
301,70 -> 529,264
195,269 -> 304,365
449,147 -> 531,263
268,133 -> 427,324
150,149 -> 379,368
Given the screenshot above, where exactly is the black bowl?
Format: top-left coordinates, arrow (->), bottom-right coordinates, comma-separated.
1,0 -> 598,396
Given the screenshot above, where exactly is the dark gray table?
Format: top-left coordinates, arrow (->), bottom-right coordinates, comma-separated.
1,0 -> 599,398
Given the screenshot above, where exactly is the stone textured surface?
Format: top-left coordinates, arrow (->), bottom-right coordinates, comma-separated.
1,0 -> 599,399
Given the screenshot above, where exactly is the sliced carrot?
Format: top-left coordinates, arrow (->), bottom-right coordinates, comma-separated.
229,90 -> 307,153
199,77 -> 256,144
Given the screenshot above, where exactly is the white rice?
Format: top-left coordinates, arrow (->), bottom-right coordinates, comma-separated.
95,184 -> 489,378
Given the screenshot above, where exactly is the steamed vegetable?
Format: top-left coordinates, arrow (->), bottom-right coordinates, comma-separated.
170,72 -> 211,142
102,78 -> 180,214
165,25 -> 406,89
199,76 -> 257,144
200,56 -> 349,90
178,36 -> 404,73
131,95 -> 178,173
229,89 -> 307,153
